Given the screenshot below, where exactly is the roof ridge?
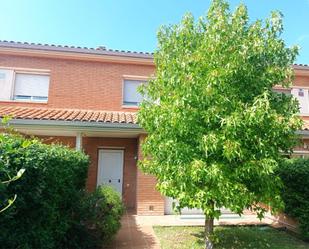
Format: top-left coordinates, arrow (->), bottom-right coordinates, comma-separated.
1,40 -> 308,65
0,40 -> 154,57
293,63 -> 309,67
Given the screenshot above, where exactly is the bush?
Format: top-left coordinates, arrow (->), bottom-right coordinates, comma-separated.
0,132 -> 89,249
278,158 -> 309,240
76,186 -> 125,248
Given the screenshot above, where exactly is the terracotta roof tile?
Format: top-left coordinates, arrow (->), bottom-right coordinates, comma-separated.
89,111 -> 100,122
97,112 -> 107,122
105,112 -> 112,123
0,106 -> 138,125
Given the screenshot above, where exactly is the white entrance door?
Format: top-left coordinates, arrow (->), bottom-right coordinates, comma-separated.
97,149 -> 124,195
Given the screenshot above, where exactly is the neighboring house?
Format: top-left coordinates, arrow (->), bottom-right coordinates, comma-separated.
0,40 -> 308,216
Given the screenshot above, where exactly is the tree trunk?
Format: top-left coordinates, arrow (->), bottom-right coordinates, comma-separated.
205,216 -> 214,249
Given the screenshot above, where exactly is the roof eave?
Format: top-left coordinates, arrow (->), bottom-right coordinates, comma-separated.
296,130 -> 309,137
1,118 -> 142,131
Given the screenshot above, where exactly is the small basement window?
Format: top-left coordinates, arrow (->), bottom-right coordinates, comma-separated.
123,79 -> 145,106
13,73 -> 50,102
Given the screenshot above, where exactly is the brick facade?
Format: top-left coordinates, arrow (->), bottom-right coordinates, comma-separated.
0,54 -> 154,111
39,136 -> 76,148
136,134 -> 165,215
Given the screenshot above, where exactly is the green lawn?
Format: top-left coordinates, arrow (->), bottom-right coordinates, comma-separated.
154,226 -> 309,249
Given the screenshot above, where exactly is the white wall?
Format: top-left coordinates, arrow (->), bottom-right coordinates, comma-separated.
291,88 -> 309,114
0,69 -> 14,100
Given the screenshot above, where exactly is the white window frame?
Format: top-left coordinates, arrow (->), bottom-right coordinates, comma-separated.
0,67 -> 50,103
122,75 -> 148,108
12,71 -> 50,102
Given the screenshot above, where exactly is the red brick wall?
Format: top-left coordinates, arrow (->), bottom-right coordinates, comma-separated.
38,136 -> 76,148
136,134 -> 164,215
82,137 -> 138,209
294,75 -> 309,87
0,54 -> 154,111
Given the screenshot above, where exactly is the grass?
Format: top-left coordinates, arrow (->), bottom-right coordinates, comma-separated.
154,226 -> 309,249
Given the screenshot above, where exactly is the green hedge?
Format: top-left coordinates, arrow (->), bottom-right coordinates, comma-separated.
76,186 -> 125,248
278,158 -> 309,240
0,132 -> 89,249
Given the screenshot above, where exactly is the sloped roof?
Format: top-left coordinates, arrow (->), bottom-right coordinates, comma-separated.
1,106 -> 309,131
0,106 -> 137,124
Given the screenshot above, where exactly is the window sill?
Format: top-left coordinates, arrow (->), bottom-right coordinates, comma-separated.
122,105 -> 139,110
0,100 -> 48,104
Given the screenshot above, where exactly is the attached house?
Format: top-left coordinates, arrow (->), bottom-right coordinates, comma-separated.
0,40 -> 309,216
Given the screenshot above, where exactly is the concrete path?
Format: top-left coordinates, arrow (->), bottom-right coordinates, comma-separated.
105,212 -> 161,249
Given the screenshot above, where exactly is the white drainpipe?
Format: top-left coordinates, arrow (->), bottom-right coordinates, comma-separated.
76,132 -> 82,151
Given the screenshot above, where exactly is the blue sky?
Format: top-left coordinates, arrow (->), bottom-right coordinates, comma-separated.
0,0 -> 308,63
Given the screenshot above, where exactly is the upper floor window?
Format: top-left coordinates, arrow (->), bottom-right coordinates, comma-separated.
123,79 -> 145,106
0,68 -> 50,102
14,73 -> 49,101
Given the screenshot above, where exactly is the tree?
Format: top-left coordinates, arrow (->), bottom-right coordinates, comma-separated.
138,0 -> 301,248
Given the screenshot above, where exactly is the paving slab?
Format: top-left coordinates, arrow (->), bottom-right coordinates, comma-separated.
104,212 -> 161,249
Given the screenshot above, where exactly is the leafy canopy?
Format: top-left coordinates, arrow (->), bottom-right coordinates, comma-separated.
138,0 -> 302,218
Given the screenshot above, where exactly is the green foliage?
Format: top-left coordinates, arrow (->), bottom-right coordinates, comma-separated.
0,168 -> 25,213
138,0 -> 301,219
0,115 -> 25,214
278,158 -> 309,240
71,186 -> 124,249
0,132 -> 89,249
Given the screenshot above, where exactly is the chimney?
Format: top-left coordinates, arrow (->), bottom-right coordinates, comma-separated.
97,45 -> 106,50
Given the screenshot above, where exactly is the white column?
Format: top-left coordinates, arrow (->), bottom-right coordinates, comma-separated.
76,132 -> 82,151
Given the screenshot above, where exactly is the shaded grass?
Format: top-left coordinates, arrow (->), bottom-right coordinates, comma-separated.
154,226 -> 309,249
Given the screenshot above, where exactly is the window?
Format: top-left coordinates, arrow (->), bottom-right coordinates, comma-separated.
13,73 -> 50,102
298,88 -> 305,97
0,68 -> 50,102
123,79 -> 145,106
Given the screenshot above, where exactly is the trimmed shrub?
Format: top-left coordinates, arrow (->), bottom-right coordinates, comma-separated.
0,132 -> 89,249
76,186 -> 125,248
278,158 -> 309,240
